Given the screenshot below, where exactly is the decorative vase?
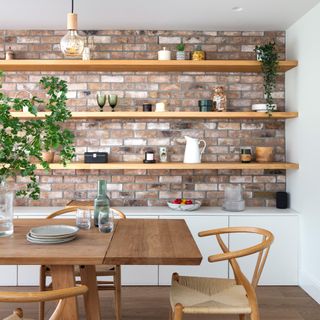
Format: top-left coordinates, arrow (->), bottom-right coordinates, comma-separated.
176,51 -> 186,60
0,180 -> 14,237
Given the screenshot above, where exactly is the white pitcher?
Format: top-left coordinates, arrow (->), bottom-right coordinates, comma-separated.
183,136 -> 206,164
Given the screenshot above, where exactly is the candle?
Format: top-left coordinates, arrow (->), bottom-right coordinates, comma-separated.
158,47 -> 171,60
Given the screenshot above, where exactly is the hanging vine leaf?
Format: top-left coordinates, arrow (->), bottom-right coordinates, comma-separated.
0,74 -> 75,199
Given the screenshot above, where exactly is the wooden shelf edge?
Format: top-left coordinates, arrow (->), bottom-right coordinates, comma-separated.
10,111 -> 299,120
32,162 -> 299,170
0,59 -> 298,72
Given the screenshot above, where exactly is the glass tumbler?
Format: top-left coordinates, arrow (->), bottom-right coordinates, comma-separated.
98,209 -> 114,233
76,208 -> 91,230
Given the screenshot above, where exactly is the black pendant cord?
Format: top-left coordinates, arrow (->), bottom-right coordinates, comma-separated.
71,0 -> 74,13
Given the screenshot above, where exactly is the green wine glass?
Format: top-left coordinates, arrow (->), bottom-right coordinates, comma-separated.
108,94 -> 118,112
96,93 -> 106,112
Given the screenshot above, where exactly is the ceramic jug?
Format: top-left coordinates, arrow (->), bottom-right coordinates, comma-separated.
183,136 -> 206,163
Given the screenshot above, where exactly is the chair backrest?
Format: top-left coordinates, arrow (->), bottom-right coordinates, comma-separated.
199,226 -> 274,288
46,206 -> 126,220
0,285 -> 87,320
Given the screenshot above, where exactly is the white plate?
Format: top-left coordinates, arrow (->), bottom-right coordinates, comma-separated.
27,233 -> 77,244
167,200 -> 201,211
30,225 -> 79,239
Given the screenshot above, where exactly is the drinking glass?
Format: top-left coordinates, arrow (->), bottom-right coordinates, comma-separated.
96,92 -> 106,112
98,209 -> 114,233
108,94 -> 118,112
0,191 -> 13,237
76,208 -> 91,230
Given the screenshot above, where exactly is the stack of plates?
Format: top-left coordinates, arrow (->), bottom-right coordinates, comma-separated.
26,225 -> 79,244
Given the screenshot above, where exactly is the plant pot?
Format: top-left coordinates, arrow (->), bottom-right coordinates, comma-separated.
176,51 -> 186,60
41,151 -> 55,163
255,147 -> 273,162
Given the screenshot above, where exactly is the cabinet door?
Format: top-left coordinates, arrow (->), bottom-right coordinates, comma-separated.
229,215 -> 298,285
120,216 -> 159,285
159,215 -> 229,285
0,266 -> 17,286
18,265 -> 40,285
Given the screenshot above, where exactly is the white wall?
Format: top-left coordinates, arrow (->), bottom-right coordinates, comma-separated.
286,2 -> 320,303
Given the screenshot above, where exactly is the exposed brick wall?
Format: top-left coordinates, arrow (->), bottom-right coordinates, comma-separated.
0,30 -> 287,207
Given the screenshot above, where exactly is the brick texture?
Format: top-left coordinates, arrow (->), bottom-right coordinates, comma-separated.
1,30 -> 286,207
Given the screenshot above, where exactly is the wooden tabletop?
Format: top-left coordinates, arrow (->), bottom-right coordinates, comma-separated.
0,218 -> 202,266
105,219 -> 202,265
0,219 -> 113,265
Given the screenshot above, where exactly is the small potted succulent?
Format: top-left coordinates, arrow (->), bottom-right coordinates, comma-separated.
254,42 -> 279,115
176,43 -> 186,60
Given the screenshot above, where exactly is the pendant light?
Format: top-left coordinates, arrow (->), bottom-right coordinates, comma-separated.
60,0 -> 84,57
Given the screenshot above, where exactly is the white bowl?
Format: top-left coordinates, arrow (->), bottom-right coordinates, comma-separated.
167,200 -> 201,211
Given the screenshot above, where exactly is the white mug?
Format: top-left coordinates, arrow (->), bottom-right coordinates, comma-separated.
155,102 -> 166,112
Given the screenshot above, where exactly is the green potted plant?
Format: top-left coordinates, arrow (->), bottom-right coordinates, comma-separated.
0,73 -> 75,200
176,43 -> 186,60
254,42 -> 279,115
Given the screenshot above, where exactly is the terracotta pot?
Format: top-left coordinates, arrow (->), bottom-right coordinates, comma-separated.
255,147 -> 273,162
41,151 -> 55,163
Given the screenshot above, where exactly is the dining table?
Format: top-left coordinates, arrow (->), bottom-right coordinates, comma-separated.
0,218 -> 202,320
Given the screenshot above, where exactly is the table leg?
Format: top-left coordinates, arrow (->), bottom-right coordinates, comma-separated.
79,265 -> 101,320
50,265 -> 78,320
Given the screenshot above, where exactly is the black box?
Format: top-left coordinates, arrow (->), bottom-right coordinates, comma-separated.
84,152 -> 108,163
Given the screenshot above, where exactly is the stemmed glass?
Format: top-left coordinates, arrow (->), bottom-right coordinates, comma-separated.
108,94 -> 118,112
96,92 -> 106,112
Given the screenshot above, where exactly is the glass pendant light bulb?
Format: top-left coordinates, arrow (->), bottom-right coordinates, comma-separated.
60,11 -> 84,57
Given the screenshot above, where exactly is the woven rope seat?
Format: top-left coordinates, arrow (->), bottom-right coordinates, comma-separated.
170,275 -> 251,315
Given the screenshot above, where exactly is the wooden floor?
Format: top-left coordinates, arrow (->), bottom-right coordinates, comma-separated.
0,286 -> 319,320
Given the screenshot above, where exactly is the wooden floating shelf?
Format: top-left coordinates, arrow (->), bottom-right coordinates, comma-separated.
0,59 -> 298,73
11,111 -> 299,120
34,162 -> 299,170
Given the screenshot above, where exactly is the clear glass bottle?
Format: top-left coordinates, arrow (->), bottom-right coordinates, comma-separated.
94,180 -> 110,227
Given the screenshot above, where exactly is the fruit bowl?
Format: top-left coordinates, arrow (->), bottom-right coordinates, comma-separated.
167,199 -> 201,211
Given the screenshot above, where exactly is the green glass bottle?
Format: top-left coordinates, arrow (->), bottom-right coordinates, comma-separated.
94,180 -> 110,227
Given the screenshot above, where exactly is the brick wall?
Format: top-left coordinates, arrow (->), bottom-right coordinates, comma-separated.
0,30 -> 286,207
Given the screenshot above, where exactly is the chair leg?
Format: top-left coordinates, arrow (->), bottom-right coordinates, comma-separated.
114,265 -> 121,320
169,308 -> 173,320
173,303 -> 183,320
239,315 -> 246,320
39,265 -> 47,320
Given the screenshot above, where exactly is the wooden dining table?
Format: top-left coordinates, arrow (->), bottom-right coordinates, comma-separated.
0,218 -> 202,320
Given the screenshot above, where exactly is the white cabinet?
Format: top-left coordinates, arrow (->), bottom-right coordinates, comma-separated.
159,215 -> 229,285
18,265 -> 40,285
121,216 -> 159,285
229,215 -> 299,285
0,266 -> 17,286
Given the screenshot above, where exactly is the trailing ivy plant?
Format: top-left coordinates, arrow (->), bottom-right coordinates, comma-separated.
254,42 -> 279,115
0,72 -> 75,199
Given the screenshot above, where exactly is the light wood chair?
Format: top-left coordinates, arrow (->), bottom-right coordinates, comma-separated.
39,206 -> 126,320
169,226 -> 274,320
1,285 -> 87,320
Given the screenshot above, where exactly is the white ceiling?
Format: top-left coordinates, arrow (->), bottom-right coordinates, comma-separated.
0,0 -> 319,31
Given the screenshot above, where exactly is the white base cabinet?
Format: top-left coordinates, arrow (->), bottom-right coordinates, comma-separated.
4,207 -> 299,286
229,215 -> 299,285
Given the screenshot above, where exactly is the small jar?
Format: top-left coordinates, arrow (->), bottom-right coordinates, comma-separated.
192,45 -> 205,61
143,103 -> 152,112
143,150 -> 156,163
198,100 -> 213,112
241,147 -> 252,163
158,47 -> 171,60
82,47 -> 91,60
5,47 -> 14,60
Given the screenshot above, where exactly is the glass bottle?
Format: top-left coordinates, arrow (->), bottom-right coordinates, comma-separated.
94,180 -> 110,227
